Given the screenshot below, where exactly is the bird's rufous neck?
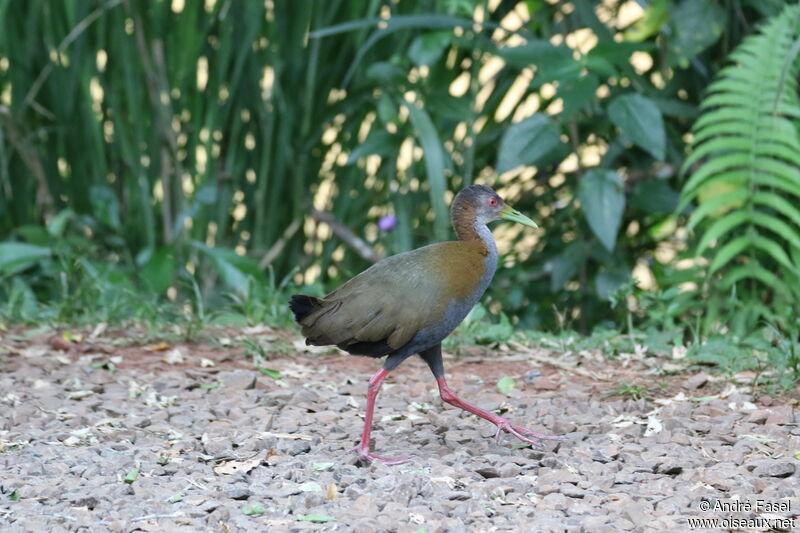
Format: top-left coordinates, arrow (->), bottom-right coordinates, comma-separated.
452,204 -> 482,242
453,213 -> 496,260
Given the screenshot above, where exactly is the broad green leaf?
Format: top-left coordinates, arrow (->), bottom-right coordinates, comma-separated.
9,489 -> 20,502
549,242 -> 589,291
347,129 -> 400,164
140,246 -> 176,294
257,367 -> 281,379
324,14 -> 478,86
90,185 -> 121,230
408,31 -> 451,66
581,54 -> 615,77
366,62 -> 406,84
377,93 -> 398,124
652,97 -> 699,119
498,40 -> 581,83
630,180 -> 679,214
586,41 -> 655,67
668,0 -> 725,67
608,94 -> 666,160
124,464 -> 141,484
496,113 -> 564,174
191,242 -> 261,296
47,209 -> 74,237
403,100 -> 450,242
426,92 -> 473,121
559,74 -> 599,118
624,0 -> 669,41
498,39 -> 572,69
595,267 -> 631,300
497,376 -> 515,394
577,169 -> 625,251
14,226 -> 49,246
0,242 -> 51,276
242,502 -> 266,516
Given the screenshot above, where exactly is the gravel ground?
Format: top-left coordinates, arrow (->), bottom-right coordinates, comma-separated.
0,327 -> 798,532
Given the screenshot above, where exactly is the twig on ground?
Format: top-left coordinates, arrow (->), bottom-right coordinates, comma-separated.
131,512 -> 184,522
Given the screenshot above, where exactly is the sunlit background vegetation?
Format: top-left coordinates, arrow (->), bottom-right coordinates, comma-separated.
0,0 -> 798,387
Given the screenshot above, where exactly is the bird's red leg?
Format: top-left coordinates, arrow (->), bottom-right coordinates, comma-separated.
352,368 -> 410,465
436,377 -> 562,446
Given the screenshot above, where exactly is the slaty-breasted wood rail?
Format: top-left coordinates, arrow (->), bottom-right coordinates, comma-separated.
290,185 -> 561,464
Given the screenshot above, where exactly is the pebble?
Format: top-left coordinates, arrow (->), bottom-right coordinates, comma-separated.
3,340 -> 796,532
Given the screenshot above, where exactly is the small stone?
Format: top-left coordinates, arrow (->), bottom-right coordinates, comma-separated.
621,501 -> 652,524
498,463 -> 521,478
560,485 -> 586,498
765,405 -> 794,425
755,462 -> 795,478
225,487 -> 252,500
537,484 -> 560,496
538,469 -> 580,486
475,467 -> 499,479
539,492 -> 568,510
745,409 -> 770,424
289,440 -> 311,456
682,373 -> 708,390
223,370 -> 256,390
524,370 -> 542,383
657,462 -> 683,476
532,377 -> 559,391
350,493 -> 377,514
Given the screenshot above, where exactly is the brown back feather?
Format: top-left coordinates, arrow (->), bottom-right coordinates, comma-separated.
297,240 -> 487,352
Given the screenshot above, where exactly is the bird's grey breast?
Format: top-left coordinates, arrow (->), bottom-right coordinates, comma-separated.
400,222 -> 499,356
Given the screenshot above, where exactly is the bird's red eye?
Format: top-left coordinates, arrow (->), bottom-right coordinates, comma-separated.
488,197 -> 498,207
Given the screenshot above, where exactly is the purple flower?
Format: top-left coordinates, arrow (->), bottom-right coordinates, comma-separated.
378,215 -> 396,232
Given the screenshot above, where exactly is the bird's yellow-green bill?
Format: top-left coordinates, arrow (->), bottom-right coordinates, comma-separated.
500,205 -> 538,228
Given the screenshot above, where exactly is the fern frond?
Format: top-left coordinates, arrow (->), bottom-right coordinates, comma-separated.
680,3 -> 800,326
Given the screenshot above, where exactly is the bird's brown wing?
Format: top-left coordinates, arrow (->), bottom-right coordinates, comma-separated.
298,243 -> 465,354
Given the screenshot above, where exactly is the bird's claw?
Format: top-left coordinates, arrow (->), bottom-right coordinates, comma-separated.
347,445 -> 410,466
493,419 -> 563,447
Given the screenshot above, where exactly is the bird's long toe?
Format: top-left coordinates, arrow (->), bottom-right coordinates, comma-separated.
493,420 -> 562,447
348,445 -> 410,466
511,423 -> 564,441
358,451 -> 410,466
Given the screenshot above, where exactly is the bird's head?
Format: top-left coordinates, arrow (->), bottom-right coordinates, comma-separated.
452,184 -> 537,229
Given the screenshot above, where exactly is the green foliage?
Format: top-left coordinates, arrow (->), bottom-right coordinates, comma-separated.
679,4 -> 800,342
1,0 -> 776,335
444,303 -> 514,349
496,376 -> 516,395
606,382 -> 652,401
577,169 -> 626,252
0,0 -> 795,384
608,94 -> 666,161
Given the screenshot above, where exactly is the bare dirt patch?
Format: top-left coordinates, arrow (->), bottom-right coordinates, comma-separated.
1,327 -> 798,531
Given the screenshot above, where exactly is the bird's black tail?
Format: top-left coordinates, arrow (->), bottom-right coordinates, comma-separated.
288,294 -> 320,323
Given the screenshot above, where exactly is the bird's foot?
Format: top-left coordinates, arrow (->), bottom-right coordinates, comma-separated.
347,445 -> 410,466
493,419 -> 563,447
